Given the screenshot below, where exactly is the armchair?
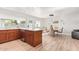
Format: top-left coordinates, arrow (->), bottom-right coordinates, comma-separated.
50,20 -> 63,36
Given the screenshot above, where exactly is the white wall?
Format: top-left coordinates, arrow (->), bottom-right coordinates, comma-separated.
0,8 -> 43,22
0,8 -> 26,20
39,7 -> 79,35
43,7 -> 79,35
0,8 -> 44,29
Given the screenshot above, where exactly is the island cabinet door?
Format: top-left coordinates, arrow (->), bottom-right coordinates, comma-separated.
33,31 -> 42,46
12,29 -> 21,39
18,29 -> 23,39
24,31 -> 33,46
7,30 -> 14,41
0,30 -> 7,43
22,30 -> 27,42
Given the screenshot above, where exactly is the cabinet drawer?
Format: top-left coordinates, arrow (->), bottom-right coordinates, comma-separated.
26,31 -> 33,35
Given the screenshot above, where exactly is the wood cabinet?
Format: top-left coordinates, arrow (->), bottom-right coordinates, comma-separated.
7,29 -> 21,41
0,30 -> 7,43
0,29 -> 21,43
0,29 -> 42,47
23,30 -> 42,47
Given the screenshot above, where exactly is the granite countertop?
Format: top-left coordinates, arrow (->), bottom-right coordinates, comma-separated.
0,28 -> 19,30
0,27 -> 42,31
20,28 -> 42,31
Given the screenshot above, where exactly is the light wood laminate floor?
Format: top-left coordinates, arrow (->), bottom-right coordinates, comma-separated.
0,33 -> 79,51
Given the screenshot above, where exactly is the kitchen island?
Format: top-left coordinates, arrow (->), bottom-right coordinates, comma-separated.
0,28 -> 42,47
21,28 -> 42,47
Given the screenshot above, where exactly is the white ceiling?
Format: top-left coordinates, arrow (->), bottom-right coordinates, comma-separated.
1,7 -> 66,18
0,7 -> 79,19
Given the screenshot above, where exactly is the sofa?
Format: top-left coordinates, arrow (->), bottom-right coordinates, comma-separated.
71,30 -> 79,39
